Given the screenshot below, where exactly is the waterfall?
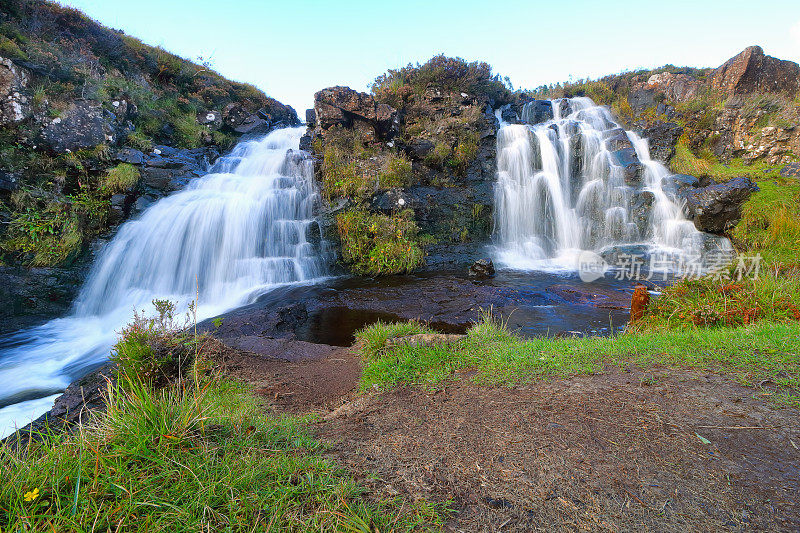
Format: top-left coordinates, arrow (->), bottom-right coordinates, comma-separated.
494,97 -> 723,270
0,126 -> 328,437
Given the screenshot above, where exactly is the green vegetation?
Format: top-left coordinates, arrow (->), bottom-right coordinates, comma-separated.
355,314 -> 800,407
337,209 -> 426,275
1,304 -> 445,531
732,178 -> 800,263
102,163 -> 140,194
317,127 -> 414,200
372,55 -> 512,107
669,140 -> 783,181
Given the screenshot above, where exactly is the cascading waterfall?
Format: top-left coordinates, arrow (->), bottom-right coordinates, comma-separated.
494,97 -> 723,270
0,126 -> 328,437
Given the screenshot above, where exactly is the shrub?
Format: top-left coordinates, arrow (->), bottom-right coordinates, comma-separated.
372,54 -> 512,104
112,299 -> 199,388
337,208 -> 425,275
102,163 -> 140,193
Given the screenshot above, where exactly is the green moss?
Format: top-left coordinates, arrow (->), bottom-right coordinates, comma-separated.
670,140 -> 782,181
337,208 -> 425,275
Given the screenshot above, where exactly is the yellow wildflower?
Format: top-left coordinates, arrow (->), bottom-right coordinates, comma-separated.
24,488 -> 40,502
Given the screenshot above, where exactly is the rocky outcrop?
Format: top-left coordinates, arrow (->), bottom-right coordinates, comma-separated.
0,264 -> 87,334
312,86 -> 399,141
645,72 -> 703,103
0,56 -> 30,125
710,46 -> 800,98
680,177 -> 758,234
637,121 -> 683,163
40,100 -> 115,152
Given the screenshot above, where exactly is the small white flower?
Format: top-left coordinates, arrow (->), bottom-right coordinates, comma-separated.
398,198 -> 406,206
153,148 -> 162,155
112,101 -> 120,107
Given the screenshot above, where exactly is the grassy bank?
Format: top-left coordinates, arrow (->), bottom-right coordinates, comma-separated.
356,316 -> 800,408
1,309 -> 444,531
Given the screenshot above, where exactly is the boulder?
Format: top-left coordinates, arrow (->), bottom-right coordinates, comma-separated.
0,56 -> 30,125
40,100 -> 114,152
0,170 -> 19,193
781,162 -> 800,178
305,108 -> 316,127
196,109 -> 222,129
638,121 -> 683,163
468,258 -> 496,278
604,127 -> 634,151
710,46 -> 800,98
681,177 -> 758,234
313,86 -> 398,140
500,106 -> 519,124
520,100 -> 553,124
627,87 -> 655,114
610,147 -> 643,184
113,147 -> 145,165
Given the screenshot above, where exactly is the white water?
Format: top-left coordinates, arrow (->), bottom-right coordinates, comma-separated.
0,126 -> 328,438
495,97 -> 721,270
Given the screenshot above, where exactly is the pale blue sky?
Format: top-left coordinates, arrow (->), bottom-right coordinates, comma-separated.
59,0 -> 800,115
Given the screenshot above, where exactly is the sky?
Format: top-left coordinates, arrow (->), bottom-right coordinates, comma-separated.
59,0 -> 800,116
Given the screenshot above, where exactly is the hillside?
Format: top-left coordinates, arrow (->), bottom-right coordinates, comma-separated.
0,0 -> 298,327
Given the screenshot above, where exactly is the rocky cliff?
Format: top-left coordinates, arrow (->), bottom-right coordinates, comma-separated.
0,0 -> 298,329
303,56 -> 515,273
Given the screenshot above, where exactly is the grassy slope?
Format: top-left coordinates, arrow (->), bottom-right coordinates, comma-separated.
1,317 -> 445,531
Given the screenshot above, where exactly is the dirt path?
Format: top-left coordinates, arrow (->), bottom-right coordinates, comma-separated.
319,369 -> 799,532
210,336 -> 799,531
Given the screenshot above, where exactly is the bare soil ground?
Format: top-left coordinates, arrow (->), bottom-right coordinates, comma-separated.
211,337 -> 800,531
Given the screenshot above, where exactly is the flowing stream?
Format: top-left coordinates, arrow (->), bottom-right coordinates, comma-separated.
0,126 -> 328,437
494,97 -> 724,270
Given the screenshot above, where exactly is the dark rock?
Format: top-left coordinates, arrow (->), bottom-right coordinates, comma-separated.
681,177 -> 758,234
627,88 -> 656,114
468,258 -> 495,278
781,162 -> 800,178
114,147 -> 145,165
611,147 -> 643,184
197,109 -> 222,129
0,56 -> 31,125
405,138 -> 435,160
605,127 -> 634,151
305,108 -> 316,127
711,45 -> 800,97
40,100 -> 114,152
0,265 -> 87,334
638,121 -> 683,163
630,191 -> 655,235
314,86 -> 398,140
0,170 -> 19,193
233,114 -> 270,136
500,106 -> 519,124
520,100 -> 553,124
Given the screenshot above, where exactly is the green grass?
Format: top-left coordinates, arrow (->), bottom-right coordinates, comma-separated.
669,142 -> 783,181
336,209 -> 426,275
1,310 -> 446,532
102,163 -> 140,194
355,316 -> 800,408
732,178 -> 800,264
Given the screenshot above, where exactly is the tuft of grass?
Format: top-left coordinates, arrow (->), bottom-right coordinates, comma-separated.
125,130 -> 154,152
102,163 -> 140,194
355,319 -> 435,360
